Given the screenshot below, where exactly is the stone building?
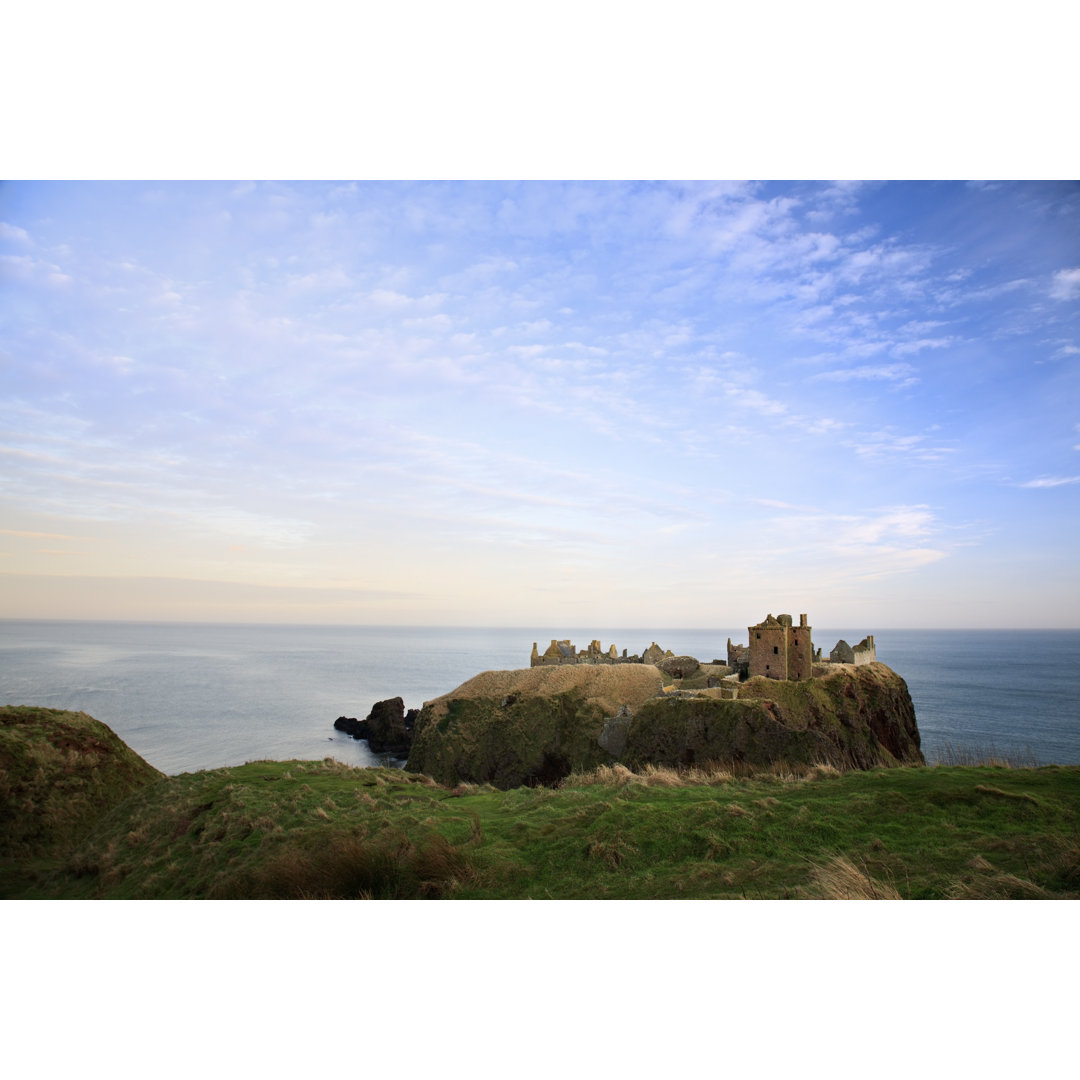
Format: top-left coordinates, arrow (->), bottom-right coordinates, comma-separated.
747,613 -> 813,681
641,642 -> 667,665
828,636 -> 876,666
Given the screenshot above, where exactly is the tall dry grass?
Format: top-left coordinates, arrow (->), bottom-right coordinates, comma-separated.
563,758 -> 846,790
807,856 -> 902,899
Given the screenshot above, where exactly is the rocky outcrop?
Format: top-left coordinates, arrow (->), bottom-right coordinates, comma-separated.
335,697 -> 417,755
657,655 -> 699,678
406,665 -> 664,788
405,661 -> 923,788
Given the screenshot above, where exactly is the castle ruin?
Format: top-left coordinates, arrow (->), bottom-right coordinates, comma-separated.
747,613 -> 813,681
533,614 -> 877,683
829,636 -> 877,666
530,639 -> 672,667
727,614 -> 877,681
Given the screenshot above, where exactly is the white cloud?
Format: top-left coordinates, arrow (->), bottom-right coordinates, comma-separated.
368,288 -> 446,310
286,267 -> 352,291
1,252 -> 71,287
0,222 -> 32,245
1050,268 -> 1080,301
1020,475 -> 1080,488
722,386 -> 788,417
853,430 -> 956,463
1,253 -> 35,278
812,362 -> 919,385
756,503 -> 949,583
891,336 -> 959,357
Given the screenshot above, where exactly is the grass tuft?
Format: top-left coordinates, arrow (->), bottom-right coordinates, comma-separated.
807,856 -> 902,899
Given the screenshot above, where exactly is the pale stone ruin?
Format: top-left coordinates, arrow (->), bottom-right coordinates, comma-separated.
828,636 -> 877,665
530,613 -> 877,686
727,614 -> 877,682
530,638 -> 673,667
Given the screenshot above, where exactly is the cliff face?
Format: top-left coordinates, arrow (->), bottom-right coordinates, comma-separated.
405,661 -> 923,788
623,663 -> 923,772
405,665 -> 664,788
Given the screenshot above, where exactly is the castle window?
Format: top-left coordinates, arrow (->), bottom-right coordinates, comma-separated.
773,646 -> 779,654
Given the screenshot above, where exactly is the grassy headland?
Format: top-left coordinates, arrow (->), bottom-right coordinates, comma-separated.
4,751 -> 1078,899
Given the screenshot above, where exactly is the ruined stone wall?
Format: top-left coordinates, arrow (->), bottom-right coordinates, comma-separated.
852,635 -> 876,665
830,640 -> 855,664
826,635 -> 876,667
749,622 -> 789,679
789,616 -> 813,681
531,638 -> 645,667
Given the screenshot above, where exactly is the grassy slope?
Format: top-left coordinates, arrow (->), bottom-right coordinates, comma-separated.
0,706 -> 162,882
9,757 -> 1079,900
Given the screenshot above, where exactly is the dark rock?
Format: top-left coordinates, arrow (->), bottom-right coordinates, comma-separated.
334,715 -> 363,738
334,698 -> 414,755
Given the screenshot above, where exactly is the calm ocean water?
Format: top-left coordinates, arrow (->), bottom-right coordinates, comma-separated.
1,621 -> 1078,773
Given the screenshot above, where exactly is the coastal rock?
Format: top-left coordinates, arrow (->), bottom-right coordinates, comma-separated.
405,661 -> 923,788
657,655 -> 700,678
406,665 -> 664,788
335,697 -> 416,755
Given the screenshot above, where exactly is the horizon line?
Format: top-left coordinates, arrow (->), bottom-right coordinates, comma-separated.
2,617 -> 1079,632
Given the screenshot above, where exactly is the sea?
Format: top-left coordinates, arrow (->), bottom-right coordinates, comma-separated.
1,621 -> 1078,774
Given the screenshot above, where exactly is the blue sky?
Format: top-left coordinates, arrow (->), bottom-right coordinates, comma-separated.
2,180 -> 1079,627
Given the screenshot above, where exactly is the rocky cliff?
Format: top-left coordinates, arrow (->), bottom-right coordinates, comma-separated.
405,661 -> 923,787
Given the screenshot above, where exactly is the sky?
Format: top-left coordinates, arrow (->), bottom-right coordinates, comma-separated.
2,180 -> 1079,627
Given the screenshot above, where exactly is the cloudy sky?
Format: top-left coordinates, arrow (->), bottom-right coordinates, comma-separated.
1,180 -> 1078,626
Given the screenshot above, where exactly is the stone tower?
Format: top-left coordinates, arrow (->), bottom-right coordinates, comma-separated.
747,613 -> 813,681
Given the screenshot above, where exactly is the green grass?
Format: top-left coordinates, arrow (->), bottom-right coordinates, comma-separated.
7,757 -> 1079,899
0,705 -> 161,865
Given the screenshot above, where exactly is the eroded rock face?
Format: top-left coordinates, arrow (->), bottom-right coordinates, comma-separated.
335,697 -> 416,755
404,661 -> 923,788
622,663 -> 923,771
405,666 -> 663,788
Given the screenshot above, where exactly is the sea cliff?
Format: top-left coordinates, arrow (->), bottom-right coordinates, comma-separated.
405,661 -> 923,787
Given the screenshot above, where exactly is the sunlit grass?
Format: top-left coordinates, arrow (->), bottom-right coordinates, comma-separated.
6,756 -> 1077,900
